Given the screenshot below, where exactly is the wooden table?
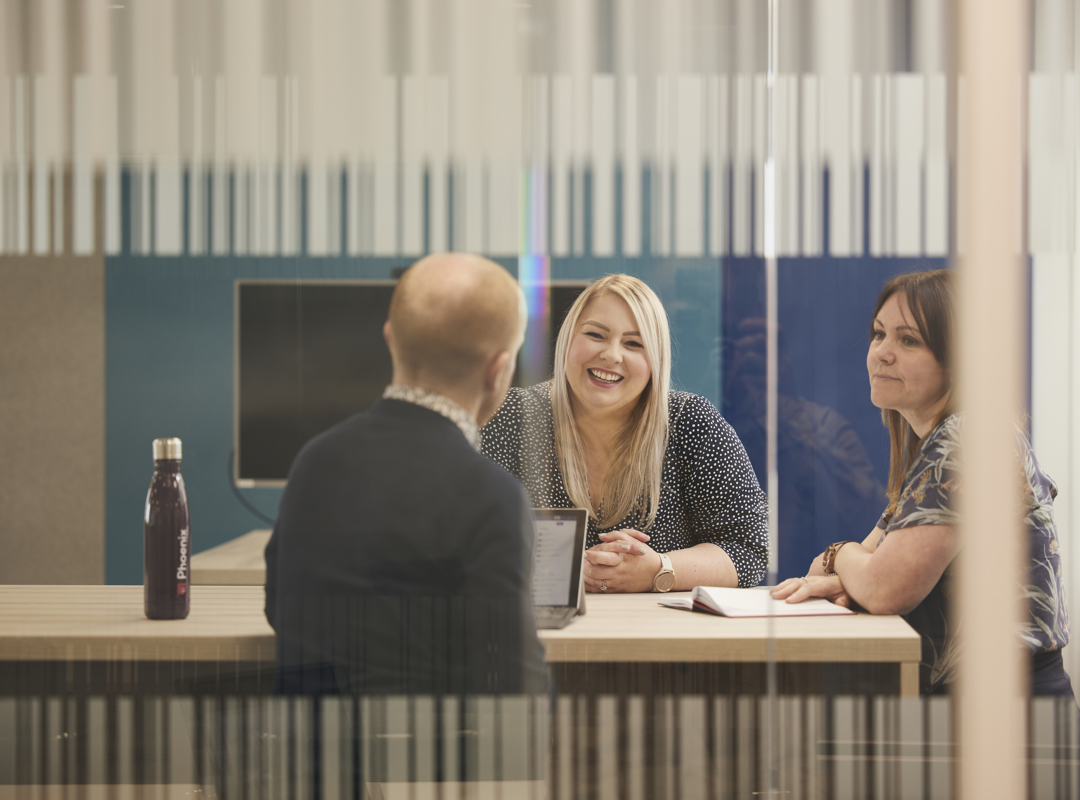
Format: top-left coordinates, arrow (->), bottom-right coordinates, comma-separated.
0,585 -> 921,695
0,584 -> 273,663
191,529 -> 272,585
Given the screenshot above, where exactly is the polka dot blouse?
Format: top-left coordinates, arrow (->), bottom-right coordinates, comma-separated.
480,383 -> 769,588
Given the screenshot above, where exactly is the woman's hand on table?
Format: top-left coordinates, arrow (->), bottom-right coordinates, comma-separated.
582,529 -> 658,593
770,575 -> 852,608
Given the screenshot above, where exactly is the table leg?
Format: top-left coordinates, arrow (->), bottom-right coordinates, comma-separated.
900,662 -> 919,697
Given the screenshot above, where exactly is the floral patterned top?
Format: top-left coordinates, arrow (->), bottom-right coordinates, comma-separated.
878,413 -> 1070,693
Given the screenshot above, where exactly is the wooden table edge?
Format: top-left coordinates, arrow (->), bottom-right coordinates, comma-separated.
190,570 -> 265,586
539,639 -> 921,663
0,637 -> 276,663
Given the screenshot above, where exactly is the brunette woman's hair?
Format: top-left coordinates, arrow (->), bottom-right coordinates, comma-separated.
871,269 -> 955,513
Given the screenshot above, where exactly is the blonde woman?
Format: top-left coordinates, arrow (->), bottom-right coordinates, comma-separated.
481,274 -> 767,593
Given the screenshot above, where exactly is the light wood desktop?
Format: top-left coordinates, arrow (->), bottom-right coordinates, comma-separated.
0,584 -> 273,663
191,528 -> 272,585
189,529 -> 921,693
0,584 -> 921,695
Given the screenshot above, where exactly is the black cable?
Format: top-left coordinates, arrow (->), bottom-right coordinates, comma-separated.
227,448 -> 276,526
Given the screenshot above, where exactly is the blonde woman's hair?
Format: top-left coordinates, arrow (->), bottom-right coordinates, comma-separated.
551,274 -> 671,529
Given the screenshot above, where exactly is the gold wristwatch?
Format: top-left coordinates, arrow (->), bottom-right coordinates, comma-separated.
652,553 -> 676,592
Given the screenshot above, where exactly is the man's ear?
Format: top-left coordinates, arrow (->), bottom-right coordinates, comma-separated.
484,349 -> 512,392
383,321 -> 394,352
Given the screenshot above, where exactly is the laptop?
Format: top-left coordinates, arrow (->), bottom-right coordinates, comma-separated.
531,508 -> 589,629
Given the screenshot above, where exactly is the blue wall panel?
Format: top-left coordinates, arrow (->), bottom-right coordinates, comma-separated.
105,255 -> 720,584
105,250 -> 953,586
721,256 -> 949,579
105,256 -> 417,584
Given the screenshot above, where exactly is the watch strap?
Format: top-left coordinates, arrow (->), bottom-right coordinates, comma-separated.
652,553 -> 675,592
822,541 -> 857,575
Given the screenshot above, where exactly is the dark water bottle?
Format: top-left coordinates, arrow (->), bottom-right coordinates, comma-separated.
144,437 -> 191,620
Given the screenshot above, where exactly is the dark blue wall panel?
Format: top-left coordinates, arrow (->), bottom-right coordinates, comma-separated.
721,256 -> 949,579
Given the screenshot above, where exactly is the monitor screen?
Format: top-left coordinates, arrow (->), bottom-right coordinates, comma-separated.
234,280 -> 396,485
234,279 -> 587,486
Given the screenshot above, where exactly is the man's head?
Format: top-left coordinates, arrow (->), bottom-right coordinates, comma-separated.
384,253 -> 526,424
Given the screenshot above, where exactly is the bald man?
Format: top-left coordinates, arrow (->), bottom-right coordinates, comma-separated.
264,253 -> 547,695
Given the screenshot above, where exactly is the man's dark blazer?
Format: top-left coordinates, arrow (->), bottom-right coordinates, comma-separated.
264,397 -> 548,695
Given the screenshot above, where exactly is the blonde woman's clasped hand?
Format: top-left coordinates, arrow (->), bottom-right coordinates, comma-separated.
582,529 -> 659,593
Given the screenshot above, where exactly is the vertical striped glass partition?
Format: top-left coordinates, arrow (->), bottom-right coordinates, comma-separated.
1028,0 -> 1080,703
0,1 -> 959,262
1,694 -> 1079,799
7,0 -> 1080,264
0,65 -> 957,261
3,1 -> 1080,798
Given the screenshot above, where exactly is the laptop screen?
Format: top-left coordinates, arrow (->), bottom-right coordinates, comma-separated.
531,509 -> 588,607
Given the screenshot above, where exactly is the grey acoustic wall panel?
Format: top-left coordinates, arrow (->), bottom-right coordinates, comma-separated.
0,256 -> 105,584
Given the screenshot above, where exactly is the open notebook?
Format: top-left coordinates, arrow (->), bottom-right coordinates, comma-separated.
659,586 -> 856,617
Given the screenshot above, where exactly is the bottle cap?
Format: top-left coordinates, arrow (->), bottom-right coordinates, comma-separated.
152,438 -> 183,461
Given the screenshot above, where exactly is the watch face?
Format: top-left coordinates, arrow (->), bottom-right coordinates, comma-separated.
655,571 -> 676,592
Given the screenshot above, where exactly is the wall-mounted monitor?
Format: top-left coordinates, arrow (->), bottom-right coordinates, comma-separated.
234,278 -> 588,487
